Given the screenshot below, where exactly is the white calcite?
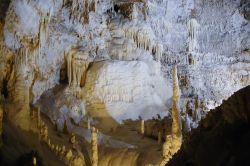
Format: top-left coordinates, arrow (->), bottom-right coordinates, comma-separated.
84,60 -> 172,122
0,0 -> 249,127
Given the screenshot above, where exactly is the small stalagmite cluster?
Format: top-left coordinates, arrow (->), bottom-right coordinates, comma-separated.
38,117 -> 85,166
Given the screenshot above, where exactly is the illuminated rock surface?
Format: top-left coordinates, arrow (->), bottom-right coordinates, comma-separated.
0,0 -> 249,165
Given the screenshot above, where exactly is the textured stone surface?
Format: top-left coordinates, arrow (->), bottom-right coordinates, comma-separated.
0,0 -> 249,125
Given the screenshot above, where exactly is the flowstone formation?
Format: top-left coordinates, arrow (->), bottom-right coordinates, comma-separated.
0,0 -> 249,165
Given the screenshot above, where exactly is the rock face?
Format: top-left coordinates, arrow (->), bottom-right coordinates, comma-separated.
167,85 -> 250,166
84,60 -> 171,122
0,0 -> 249,125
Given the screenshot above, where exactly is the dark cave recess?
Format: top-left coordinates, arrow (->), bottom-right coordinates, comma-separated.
167,85 -> 250,166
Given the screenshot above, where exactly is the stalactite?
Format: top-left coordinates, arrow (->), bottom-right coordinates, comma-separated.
187,18 -> 200,52
123,26 -> 162,61
65,48 -> 93,90
91,127 -> 98,166
132,3 -> 138,20
155,43 -> 163,62
38,9 -> 52,65
142,1 -> 149,21
69,0 -> 97,24
66,51 -> 72,86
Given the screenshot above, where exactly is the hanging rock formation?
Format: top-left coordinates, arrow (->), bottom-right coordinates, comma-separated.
187,18 -> 200,53
65,47 -> 94,89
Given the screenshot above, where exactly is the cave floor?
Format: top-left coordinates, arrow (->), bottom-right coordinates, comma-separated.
41,106 -> 163,166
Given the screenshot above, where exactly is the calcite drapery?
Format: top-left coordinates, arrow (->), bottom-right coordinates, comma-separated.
123,26 -> 163,62
65,47 -> 94,89
8,47 -> 36,130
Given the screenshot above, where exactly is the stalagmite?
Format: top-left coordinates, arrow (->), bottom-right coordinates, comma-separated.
59,147 -> 65,159
91,127 -> 98,166
71,155 -> 85,166
55,145 -> 60,155
48,139 -> 51,147
87,118 -> 91,130
158,131 -> 162,144
37,107 -> 41,128
140,119 -> 145,136
171,65 -> 182,141
66,149 -> 73,162
162,135 -> 172,161
43,126 -> 48,141
160,64 -> 182,165
70,133 -> 76,144
33,156 -> 37,166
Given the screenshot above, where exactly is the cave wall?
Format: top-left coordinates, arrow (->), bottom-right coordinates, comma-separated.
0,0 -> 249,119
167,85 -> 250,166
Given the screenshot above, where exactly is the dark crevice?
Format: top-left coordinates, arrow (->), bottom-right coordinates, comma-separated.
167,85 -> 250,166
0,0 -> 11,22
1,79 -> 8,98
